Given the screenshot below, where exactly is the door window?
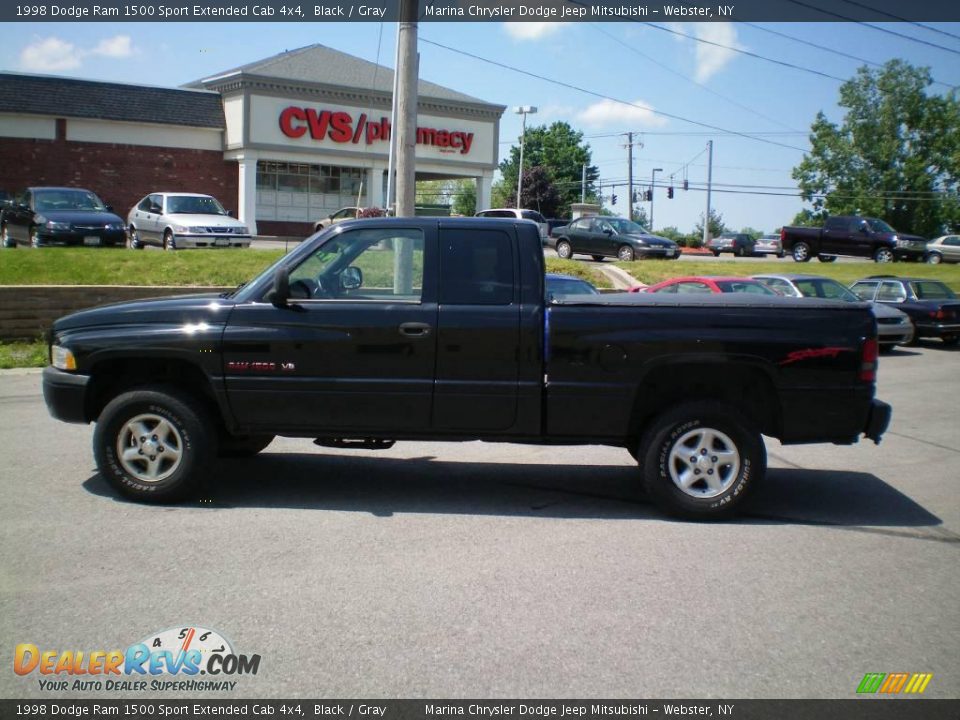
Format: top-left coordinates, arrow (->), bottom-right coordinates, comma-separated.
440,228 -> 514,305
851,282 -> 878,301
877,282 -> 907,302
288,227 -> 424,302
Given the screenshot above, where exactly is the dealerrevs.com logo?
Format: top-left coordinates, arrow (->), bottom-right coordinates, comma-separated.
14,626 -> 261,692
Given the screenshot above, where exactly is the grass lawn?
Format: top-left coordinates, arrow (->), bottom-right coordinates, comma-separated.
544,258 -> 613,288
0,247 -> 285,286
0,342 -> 46,369
613,258 -> 960,291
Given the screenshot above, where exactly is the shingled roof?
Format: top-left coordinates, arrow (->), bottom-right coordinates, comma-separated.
0,73 -> 225,128
189,44 -> 498,108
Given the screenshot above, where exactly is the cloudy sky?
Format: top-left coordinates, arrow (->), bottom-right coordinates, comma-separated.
3,20 -> 959,233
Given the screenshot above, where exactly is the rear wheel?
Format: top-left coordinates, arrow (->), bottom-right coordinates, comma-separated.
556,239 -> 573,259
926,252 -> 943,265
93,386 -> 216,503
0,224 -> 13,248
874,247 -> 895,263
711,250 -> 720,257
818,255 -> 837,263
638,401 -> 764,520
29,227 -> 42,248
792,241 -> 811,262
591,255 -> 605,262
617,244 -> 635,262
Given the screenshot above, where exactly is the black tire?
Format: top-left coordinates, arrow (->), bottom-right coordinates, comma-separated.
711,250 -> 720,257
873,247 -> 895,263
637,401 -> 765,520
617,244 -> 635,262
736,246 -> 746,258
556,239 -> 572,260
591,255 -> 605,262
127,226 -> 143,250
163,230 -> 176,251
93,386 -> 216,503
942,335 -> 959,347
926,252 -> 943,265
791,241 -> 812,262
219,434 -> 275,458
818,255 -> 837,263
0,224 -> 14,248
776,252 -> 785,259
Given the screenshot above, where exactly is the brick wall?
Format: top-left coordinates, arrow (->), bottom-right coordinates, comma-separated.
0,138 -> 239,219
0,285 -> 228,341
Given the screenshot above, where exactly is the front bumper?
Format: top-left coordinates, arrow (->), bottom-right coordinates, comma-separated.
174,234 -> 252,249
864,399 -> 892,444
42,366 -> 91,424
637,246 -> 679,259
36,230 -> 126,247
892,246 -> 926,261
877,323 -> 914,346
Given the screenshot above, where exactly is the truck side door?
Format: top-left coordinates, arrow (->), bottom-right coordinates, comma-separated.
820,216 -> 848,255
432,225 -> 520,431
222,225 -> 438,433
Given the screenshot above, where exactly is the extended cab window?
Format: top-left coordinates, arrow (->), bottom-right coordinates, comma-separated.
287,227 -> 424,302
824,218 -> 846,231
440,228 -> 514,305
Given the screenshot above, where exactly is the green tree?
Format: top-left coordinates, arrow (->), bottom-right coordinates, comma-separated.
792,59 -> 960,237
694,209 -> 726,240
452,181 -> 476,216
499,121 -> 599,217
739,226 -> 763,240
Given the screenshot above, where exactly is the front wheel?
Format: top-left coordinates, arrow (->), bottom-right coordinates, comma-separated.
93,387 -> 216,503
163,230 -> 176,251
617,244 -> 635,262
29,227 -> 42,248
127,226 -> 143,249
711,250 -> 720,257
637,401 -> 764,520
556,239 -> 572,260
0,224 -> 14,248
926,252 -> 943,265
792,241 -> 811,262
874,247 -> 895,263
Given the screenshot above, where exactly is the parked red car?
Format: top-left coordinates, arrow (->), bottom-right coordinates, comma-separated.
632,276 -> 778,295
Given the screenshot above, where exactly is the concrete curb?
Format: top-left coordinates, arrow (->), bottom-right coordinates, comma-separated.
596,264 -> 640,290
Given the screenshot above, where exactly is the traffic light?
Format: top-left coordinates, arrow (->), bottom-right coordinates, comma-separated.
645,189 -> 653,201
611,194 -> 617,205
667,186 -> 674,199
683,179 -> 689,191
632,190 -> 638,203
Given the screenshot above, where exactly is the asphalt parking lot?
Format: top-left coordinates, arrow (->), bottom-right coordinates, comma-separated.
1,341 -> 957,699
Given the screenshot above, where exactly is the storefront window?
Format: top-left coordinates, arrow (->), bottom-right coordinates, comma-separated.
256,161 -> 368,223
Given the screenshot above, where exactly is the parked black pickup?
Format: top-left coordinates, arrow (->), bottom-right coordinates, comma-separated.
42,218 -> 891,518
780,216 -> 928,264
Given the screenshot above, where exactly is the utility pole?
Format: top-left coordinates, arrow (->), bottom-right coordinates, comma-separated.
626,132 -> 634,221
514,106 -> 537,209
650,167 -> 663,231
385,21 -> 402,214
581,163 -> 586,204
703,140 -> 713,246
395,0 -> 418,218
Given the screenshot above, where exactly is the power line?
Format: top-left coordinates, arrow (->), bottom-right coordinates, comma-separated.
421,37 -> 810,153
590,24 -> 801,132
834,0 -> 960,43
781,0 -> 960,56
742,22 -> 958,90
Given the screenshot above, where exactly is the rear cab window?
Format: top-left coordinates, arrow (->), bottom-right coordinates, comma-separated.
440,228 -> 515,305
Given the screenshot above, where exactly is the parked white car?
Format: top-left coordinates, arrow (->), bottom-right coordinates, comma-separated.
126,193 -> 251,250
475,208 -> 549,244
925,235 -> 960,264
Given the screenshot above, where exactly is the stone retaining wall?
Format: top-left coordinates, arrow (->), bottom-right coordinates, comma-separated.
0,286 -> 227,341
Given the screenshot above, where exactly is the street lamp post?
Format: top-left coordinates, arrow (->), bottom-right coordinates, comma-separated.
650,167 -> 663,230
515,106 -> 537,209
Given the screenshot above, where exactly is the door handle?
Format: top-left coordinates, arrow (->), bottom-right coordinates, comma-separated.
398,322 -> 432,338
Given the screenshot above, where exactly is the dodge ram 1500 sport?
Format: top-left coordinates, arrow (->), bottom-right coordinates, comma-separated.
42,218 -> 891,519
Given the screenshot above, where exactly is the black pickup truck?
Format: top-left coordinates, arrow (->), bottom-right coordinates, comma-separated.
42,218 -> 891,519
780,216 -> 928,263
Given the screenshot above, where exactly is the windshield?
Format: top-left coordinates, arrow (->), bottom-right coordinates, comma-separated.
34,189 -> 107,212
605,218 -> 647,234
866,218 -> 895,233
910,281 -> 956,300
794,278 -> 860,302
167,195 -> 228,215
714,280 -> 777,295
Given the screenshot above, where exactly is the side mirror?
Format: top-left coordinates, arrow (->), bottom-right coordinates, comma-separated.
105,205 -> 114,212
341,266 -> 362,290
602,228 -> 613,236
270,266 -> 290,307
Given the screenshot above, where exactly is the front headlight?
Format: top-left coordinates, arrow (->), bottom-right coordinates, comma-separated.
105,222 -> 124,230
188,226 -> 210,234
51,345 -> 77,371
235,226 -> 249,235
895,238 -> 909,248
171,225 -> 190,233
45,221 -> 71,231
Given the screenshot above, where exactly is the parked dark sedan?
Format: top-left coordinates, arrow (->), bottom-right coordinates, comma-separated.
850,275 -> 960,346
707,232 -> 757,257
551,216 -> 679,261
0,187 -> 126,248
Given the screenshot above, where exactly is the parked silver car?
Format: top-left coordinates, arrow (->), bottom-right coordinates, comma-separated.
754,234 -> 785,258
126,193 -> 251,250
925,235 -> 960,264
475,208 -> 549,244
753,273 -> 914,350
